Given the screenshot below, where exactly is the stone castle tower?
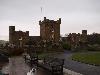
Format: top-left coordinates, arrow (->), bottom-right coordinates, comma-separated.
9,26 -> 15,44
9,26 -> 29,46
39,17 -> 61,43
82,30 -> 87,35
81,30 -> 87,43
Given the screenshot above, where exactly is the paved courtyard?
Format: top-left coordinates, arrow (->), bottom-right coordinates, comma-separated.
2,51 -> 100,75
3,56 -> 48,75
9,56 -> 31,75
2,56 -> 70,75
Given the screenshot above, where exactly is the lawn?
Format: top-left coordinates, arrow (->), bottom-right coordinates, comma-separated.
38,52 -> 62,59
71,52 -> 100,66
38,52 -> 57,59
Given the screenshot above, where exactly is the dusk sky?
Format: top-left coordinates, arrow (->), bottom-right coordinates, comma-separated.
0,0 -> 100,40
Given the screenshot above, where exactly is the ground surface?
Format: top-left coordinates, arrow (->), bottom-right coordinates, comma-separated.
72,52 -> 100,66
2,55 -> 69,75
55,51 -> 100,75
8,56 -> 50,75
9,56 -> 31,75
2,51 -> 100,75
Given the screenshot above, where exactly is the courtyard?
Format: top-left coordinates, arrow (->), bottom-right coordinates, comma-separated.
0,50 -> 100,75
38,51 -> 100,75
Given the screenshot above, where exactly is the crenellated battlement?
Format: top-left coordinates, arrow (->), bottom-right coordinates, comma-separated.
39,17 -> 61,25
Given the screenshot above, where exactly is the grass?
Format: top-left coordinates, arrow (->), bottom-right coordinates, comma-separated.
71,52 -> 100,66
38,52 -> 62,59
38,53 -> 50,59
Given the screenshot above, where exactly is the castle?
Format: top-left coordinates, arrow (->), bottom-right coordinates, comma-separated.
39,17 -> 61,43
9,26 -> 29,46
9,17 -> 61,47
62,30 -> 87,50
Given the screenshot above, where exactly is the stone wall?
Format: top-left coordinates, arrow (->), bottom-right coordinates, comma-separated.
39,17 -> 61,43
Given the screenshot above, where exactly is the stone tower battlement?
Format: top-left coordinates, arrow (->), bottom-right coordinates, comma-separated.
39,17 -> 61,43
39,17 -> 61,25
82,30 -> 87,35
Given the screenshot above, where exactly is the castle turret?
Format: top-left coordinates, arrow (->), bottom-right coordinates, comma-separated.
81,30 -> 87,43
82,30 -> 87,35
9,26 -> 15,44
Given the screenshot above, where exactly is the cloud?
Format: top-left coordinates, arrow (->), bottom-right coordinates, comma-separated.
0,0 -> 100,40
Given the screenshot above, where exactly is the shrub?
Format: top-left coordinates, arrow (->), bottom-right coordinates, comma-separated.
62,43 -> 71,50
87,44 -> 100,51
